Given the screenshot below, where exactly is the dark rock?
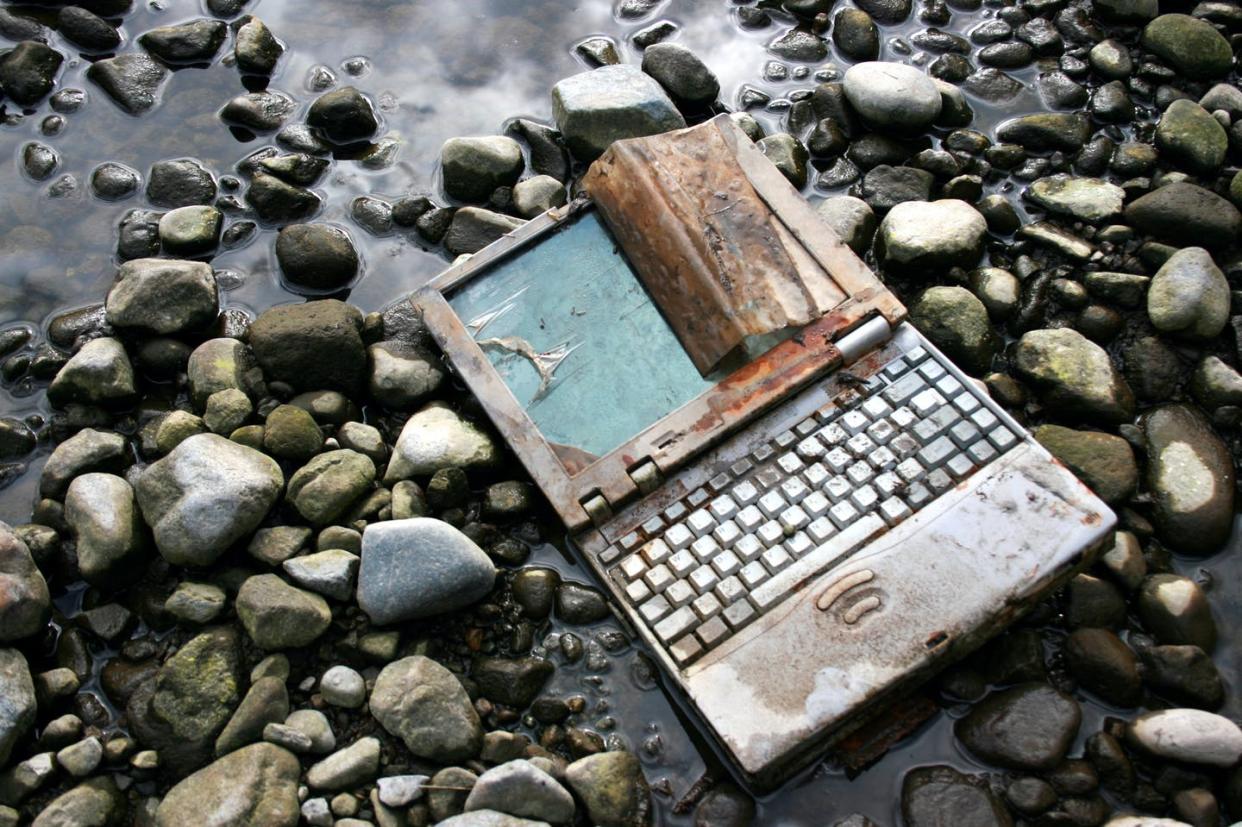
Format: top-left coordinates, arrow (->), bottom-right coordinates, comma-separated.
556,582 -> 610,623
857,0 -> 912,23
506,119 -> 569,182
440,136 -> 524,203
443,207 -> 524,256
1032,425 -> 1137,504
0,9 -> 46,42
91,162 -> 140,200
833,9 -> 879,61
1141,14 -> 1232,80
1140,645 -> 1224,709
1141,405 -> 1234,553
641,42 -> 719,107
0,41 -> 63,106
472,656 -> 554,708
1065,628 -> 1141,706
58,7 -> 120,52
248,300 -> 366,395
245,174 -> 321,223
146,158 -> 216,208
139,19 -> 227,63
307,86 -> 378,144
86,53 -> 167,115
220,90 -> 295,132
21,141 -> 57,181
1124,182 -> 1241,250
1136,574 -> 1216,650
234,16 -> 283,74
996,112 -> 1091,152
767,28 -> 828,61
275,224 -> 359,291
0,525 -> 50,643
901,766 -> 1011,827
955,683 -> 1080,771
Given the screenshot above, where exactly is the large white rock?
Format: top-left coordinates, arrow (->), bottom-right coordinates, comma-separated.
842,61 -> 942,131
384,403 -> 498,483
551,64 -> 685,160
1127,708 -> 1242,767
878,199 -> 987,273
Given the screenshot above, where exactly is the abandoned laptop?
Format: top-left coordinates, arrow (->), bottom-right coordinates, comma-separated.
413,115 -> 1116,789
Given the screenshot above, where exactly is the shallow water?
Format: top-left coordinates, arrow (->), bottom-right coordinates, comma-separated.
1,0 -> 1239,822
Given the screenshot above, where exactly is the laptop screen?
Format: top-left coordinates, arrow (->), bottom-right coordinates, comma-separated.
447,210 -> 720,469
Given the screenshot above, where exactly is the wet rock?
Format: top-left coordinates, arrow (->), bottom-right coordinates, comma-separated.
1137,574 -> 1216,650
367,340 -> 443,409
147,158 -> 216,208
509,175 -> 565,218
1123,182 -> 1241,250
758,133 -> 809,188
86,52 -> 167,115
236,574 -> 332,650
1025,175 -> 1124,223
1066,628 -> 1141,706
694,784 -> 755,827
235,16 -> 282,74
955,683 -> 1081,771
996,112 -> 1091,152
106,258 -> 218,334
0,10 -> 45,41
249,300 -> 366,395
507,119 -> 569,182
0,649 -> 35,767
306,736 -> 380,790
1141,405 -> 1233,553
1156,99 -> 1228,175
261,153 -> 328,186
552,64 -> 685,160
1128,709 -> 1242,767
31,777 -> 123,827
90,162 -> 141,200
158,205 -> 223,256
155,743 -> 298,826
283,549 -> 359,601
350,195 -> 393,235
832,9 -> 879,61
385,403 -> 498,482
0,419 -> 34,462
307,85 -> 377,144
47,337 -> 135,408
641,42 -> 719,107
901,766 -> 1009,827
273,223 -> 359,291
1012,328 -> 1134,424
1141,14 -> 1232,79
1142,644 -> 1224,710
441,136 -> 525,203
564,751 -> 650,827
21,142 -> 58,181
370,655 -> 481,764
0,525 -> 49,643
220,90 -> 295,132
64,473 -> 148,589
842,62 -> 941,132
39,429 -> 127,499
358,517 -> 495,624
909,286 -> 997,375
768,28 -> 827,61
815,196 -> 875,255
444,206 -> 525,256
472,657 -> 553,708
1032,425 -> 1136,504
164,581 -> 226,624
188,338 -> 262,407
245,173 -> 321,223
0,42 -> 63,107
287,450 -> 375,526
136,433 -> 283,566
215,676 -> 288,756
438,813 -> 551,827
1191,356 -> 1242,412
1147,247 -> 1229,340
876,199 -> 987,273
139,19 -> 227,63
466,761 -> 574,823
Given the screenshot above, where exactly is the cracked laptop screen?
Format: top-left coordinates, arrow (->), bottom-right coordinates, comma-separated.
447,210 -> 719,472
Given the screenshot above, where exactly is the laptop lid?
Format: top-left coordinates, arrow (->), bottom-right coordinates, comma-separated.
414,117 -> 904,531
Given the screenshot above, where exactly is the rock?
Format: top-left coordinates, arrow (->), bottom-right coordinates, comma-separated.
146,158 -> 216,208
336,422 -> 386,465
357,518 -> 495,624
136,434 -> 282,566
815,196 -> 875,255
908,286 -> 996,375
128,627 -> 241,776
441,137 -> 524,203
901,766 -> 1010,827
385,404 -> 498,482
283,708 -> 334,755
768,28 -> 828,61
245,174 -> 320,223
370,655 -> 481,762
262,404 -> 322,462
283,549 -> 359,601
31,778 -> 123,827
306,736 -> 380,790
90,162 -> 141,200
159,206 -> 223,256
1192,356 -> 1242,411
236,574 -> 332,650
996,112 -> 1091,152
1142,644 -> 1224,709
641,43 -> 719,108
187,338 -> 262,407
307,86 -> 377,144
1026,175 -> 1124,222
1147,247 -> 1229,340
377,774 -> 428,808
1012,328 -> 1135,424
955,683 -> 1081,771
472,657 -> 553,709
1125,182 -> 1241,250
215,676 -> 288,756
59,7 -> 120,51
0,526 -> 49,643
21,142 -> 58,181
39,429 -> 127,499
249,301 -> 366,395
139,19 -> 227,63
64,473 -> 149,589
317,665 -> 364,709
0,10 -> 46,41
758,134 -> 809,188
260,154 -> 328,186
86,52 -> 167,114
1127,709 -> 1242,767
842,62 -> 941,132
833,9 -> 879,61
1141,14 -> 1232,79
275,224 -> 359,291
235,17 -> 282,74
368,341 -> 444,409
552,65 -> 685,160
1065,628 -> 1141,706
0,649 -> 35,767
1141,405 -> 1233,553
693,785 -> 755,827
47,337 -> 135,408
164,581 -> 226,624
512,176 -> 567,218
1032,425 -> 1137,504
877,199 -> 987,273
466,761 -> 575,823
443,207 -> 524,256
155,743 -> 299,827
1137,574 -> 1216,650
105,258 -> 218,335
0,42 -> 63,107
564,751 -> 650,827
203,388 -> 251,434
438,813 -> 551,827
1156,100 -> 1228,176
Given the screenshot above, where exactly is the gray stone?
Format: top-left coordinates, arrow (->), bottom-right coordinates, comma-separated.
262,723 -> 312,753
21,142 -> 57,182
1032,425 -> 1137,504
64,473 -> 149,589
1147,247 -> 1229,339
377,775 -> 428,808
385,404 -> 498,482
136,434 -> 283,566
438,813 -> 551,827
909,286 -> 997,375
1156,99 -> 1229,174
283,549 -> 360,601
155,743 -> 300,827
248,526 -> 311,566
336,422 -> 386,465
306,86 -> 377,144
306,736 -> 380,790
39,429 -> 127,499
1142,404 -> 1233,553
164,581 -> 226,624
284,708 -> 334,754
955,683 -> 1081,771
31,778 -> 124,827
441,136 -> 524,203
155,410 -> 207,455
262,403 -> 323,462
159,207 -> 223,256
877,199 -> 987,273
552,65 -> 685,160
768,28 -> 828,61
0,525 -> 49,643
1191,355 -> 1242,411
236,574 -> 332,650
86,53 -> 167,114
1141,14 -> 1232,80
368,341 -> 444,409
564,751 -> 650,827
842,62 -> 941,132
465,761 -> 575,823
220,90 -> 296,132
248,301 -> 367,395
359,518 -> 495,624
287,450 -> 375,527
1125,183 -> 1241,250
444,207 -> 525,256
106,258 -> 218,335
1012,328 -> 1135,424
215,676 -> 288,757
1141,644 -> 1224,709
245,173 -> 320,222
0,649 -> 35,768
1201,83 -> 1242,118
370,655 -> 482,762
47,337 -> 135,408
815,196 -> 876,255
901,766 -> 1009,827
758,133 -> 809,188
1137,574 -> 1215,650
204,388 -> 252,434
235,17 -> 282,75
319,665 -> 365,708
641,43 -> 719,107
187,338 -> 263,408
1025,175 -> 1125,223
275,224 -> 359,292
1127,709 -> 1242,767
969,267 -> 1020,320
139,19 -> 227,63
512,176 -> 568,219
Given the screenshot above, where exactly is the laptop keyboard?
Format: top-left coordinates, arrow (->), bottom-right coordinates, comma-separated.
602,343 -> 1020,667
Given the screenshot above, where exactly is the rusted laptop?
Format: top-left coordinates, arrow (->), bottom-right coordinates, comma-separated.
413,116 -> 1115,789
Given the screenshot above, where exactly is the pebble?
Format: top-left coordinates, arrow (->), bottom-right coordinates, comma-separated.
236,574 -> 332,650
249,300 -> 367,395
1137,573 -> 1217,650
641,42 -> 720,107
283,548 -> 360,600
0,525 -> 50,642
955,683 -> 1081,770
1147,247 -> 1229,340
1012,328 -> 1134,424
0,42 -> 64,107
1124,182 -> 1241,250
1141,13 -> 1232,79
1032,425 -> 1137,504
465,761 -> 575,823
1141,404 -> 1234,553
64,472 -> 149,589
441,136 -> 525,203
1127,709 -> 1242,767
235,16 -> 284,75
307,85 -> 378,144
138,19 -> 227,63
368,341 -> 444,409
155,743 -> 300,826
306,736 -> 381,790
320,665 -> 366,708
1025,175 -> 1124,222
908,286 -> 997,375
285,708 -> 336,754
902,765 -> 1009,827
564,751 -> 651,827
370,655 -> 482,762
163,581 -> 227,624
86,52 -> 168,115
552,64 -> 685,160
877,199 -> 986,273
377,774 -> 428,807
286,449 -> 375,526
444,207 -> 526,256
842,62 -> 942,132
30,778 -> 124,827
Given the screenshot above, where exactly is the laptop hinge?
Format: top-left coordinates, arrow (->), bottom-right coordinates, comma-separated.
628,459 -> 663,496
580,492 -> 614,528
835,315 -> 893,365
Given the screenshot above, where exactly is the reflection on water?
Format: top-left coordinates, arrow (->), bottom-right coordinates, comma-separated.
1,0 -> 1239,822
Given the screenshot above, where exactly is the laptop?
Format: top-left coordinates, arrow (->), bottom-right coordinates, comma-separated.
413,115 -> 1116,790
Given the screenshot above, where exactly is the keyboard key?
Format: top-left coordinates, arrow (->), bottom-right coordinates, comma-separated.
669,549 -> 696,577
846,432 -> 876,457
625,580 -> 651,604
990,427 -> 1018,450
883,357 -> 908,377
861,397 -> 891,419
654,606 -> 696,643
713,520 -> 741,549
927,468 -> 953,493
641,539 -> 671,566
796,436 -> 825,459
739,560 -> 768,588
709,495 -> 738,521
619,531 -> 642,551
936,375 -> 963,396
946,453 -> 974,479
906,482 -> 932,508
824,475 -> 852,502
971,408 -> 999,430
883,372 -> 925,405
715,575 -> 746,605
818,423 -> 848,446
950,420 -> 981,447
644,564 -> 674,593
620,555 -> 646,580
670,635 -> 702,665
730,458 -> 754,478
880,497 -> 911,524
829,500 -> 859,528
919,360 -> 946,381
785,531 -> 813,557
795,417 -> 820,436
734,534 -> 763,562
708,473 -> 731,493
711,549 -> 742,577
758,490 -> 787,518
665,580 -> 695,607
690,535 -> 720,562
866,419 -> 896,444
969,441 -> 997,464
752,443 -> 775,463
761,545 -> 792,573
757,520 -> 784,547
780,477 -> 809,503
732,480 -> 759,506
640,516 -> 665,535
911,389 -> 945,416
890,433 -> 920,458
804,462 -> 830,488
808,516 -> 836,543
723,600 -> 757,629
845,461 -> 874,485
639,594 -> 671,624
665,524 -> 694,551
906,346 -> 928,363
774,430 -> 797,449
697,616 -> 729,647
870,446 -> 897,470
918,436 -> 956,468
890,406 -> 916,429
841,411 -> 869,434
777,452 -> 804,475
954,392 -> 981,414
802,490 -> 830,518
750,514 -> 886,611
692,592 -> 722,620
689,565 -> 719,594
736,505 -> 763,532
874,471 -> 902,498
779,505 -> 809,533
687,509 -> 715,537
687,488 -> 710,507
850,485 -> 878,511
755,467 -> 782,490
825,447 -> 852,473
